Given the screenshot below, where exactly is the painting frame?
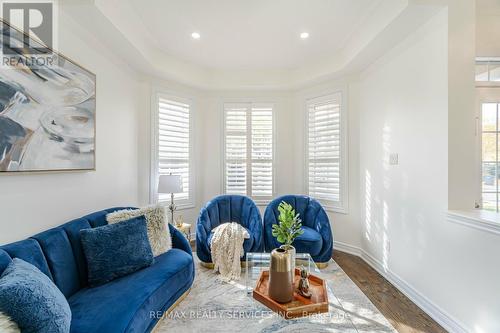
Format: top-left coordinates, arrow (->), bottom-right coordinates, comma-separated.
0,18 -> 96,174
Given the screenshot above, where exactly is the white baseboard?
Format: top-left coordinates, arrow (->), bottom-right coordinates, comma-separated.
334,241 -> 470,333
334,241 -> 362,256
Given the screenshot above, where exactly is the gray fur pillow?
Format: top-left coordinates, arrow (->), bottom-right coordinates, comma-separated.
106,205 -> 172,256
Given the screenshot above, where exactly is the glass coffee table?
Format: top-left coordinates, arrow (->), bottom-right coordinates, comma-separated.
244,252 -> 320,295
240,252 -> 360,330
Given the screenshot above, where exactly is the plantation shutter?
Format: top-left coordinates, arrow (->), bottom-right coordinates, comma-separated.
224,103 -> 273,201
251,104 -> 273,198
157,96 -> 191,202
307,93 -> 342,207
225,104 -> 248,195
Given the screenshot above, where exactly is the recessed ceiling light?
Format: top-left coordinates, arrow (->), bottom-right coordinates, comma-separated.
300,32 -> 309,39
191,32 -> 201,40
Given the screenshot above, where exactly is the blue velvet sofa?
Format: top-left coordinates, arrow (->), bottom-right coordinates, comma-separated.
263,195 -> 333,266
196,195 -> 264,266
0,207 -> 195,333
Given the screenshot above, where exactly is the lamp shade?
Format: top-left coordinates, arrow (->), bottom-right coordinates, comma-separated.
158,174 -> 183,194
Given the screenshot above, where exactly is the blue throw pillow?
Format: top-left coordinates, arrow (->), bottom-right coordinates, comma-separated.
0,258 -> 71,333
80,216 -> 154,287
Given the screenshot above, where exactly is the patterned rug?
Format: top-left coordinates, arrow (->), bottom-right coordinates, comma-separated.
155,258 -> 397,332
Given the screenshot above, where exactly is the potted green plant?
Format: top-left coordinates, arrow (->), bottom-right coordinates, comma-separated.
271,201 -> 304,271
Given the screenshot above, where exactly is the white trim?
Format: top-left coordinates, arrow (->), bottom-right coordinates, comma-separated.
334,241 -> 470,333
149,92 -> 157,205
334,241 -> 361,256
360,250 -> 469,333
476,82 -> 500,88
220,99 -> 227,195
150,89 -> 196,209
254,200 -> 272,207
475,97 -> 482,208
476,97 -> 500,210
476,57 -> 500,62
303,88 -> 349,214
447,210 -> 500,235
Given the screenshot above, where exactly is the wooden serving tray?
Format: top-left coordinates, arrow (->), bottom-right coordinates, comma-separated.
253,269 -> 329,319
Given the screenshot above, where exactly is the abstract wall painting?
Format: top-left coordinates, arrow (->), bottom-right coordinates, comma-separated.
0,20 -> 96,172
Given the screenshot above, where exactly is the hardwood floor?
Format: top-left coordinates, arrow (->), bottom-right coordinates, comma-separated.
333,250 -> 447,333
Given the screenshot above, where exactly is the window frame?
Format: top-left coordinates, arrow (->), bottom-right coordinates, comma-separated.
475,57 -> 500,87
478,100 -> 500,212
222,101 -> 276,205
150,91 -> 195,209
304,91 -> 348,214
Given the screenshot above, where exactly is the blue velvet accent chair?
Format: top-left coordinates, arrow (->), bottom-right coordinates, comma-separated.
263,195 -> 333,266
196,195 -> 264,266
0,207 -> 195,333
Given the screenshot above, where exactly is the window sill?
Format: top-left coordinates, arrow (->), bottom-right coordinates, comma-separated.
158,201 -> 195,211
447,209 -> 500,235
316,199 -> 348,215
254,200 -> 271,207
323,205 -> 348,215
476,81 -> 500,88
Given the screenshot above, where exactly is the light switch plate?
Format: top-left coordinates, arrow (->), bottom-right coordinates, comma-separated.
389,153 -> 398,165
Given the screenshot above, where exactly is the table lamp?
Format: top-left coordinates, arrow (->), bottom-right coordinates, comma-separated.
158,174 -> 183,225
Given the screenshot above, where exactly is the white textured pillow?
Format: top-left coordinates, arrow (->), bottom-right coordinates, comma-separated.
0,312 -> 20,333
106,205 -> 172,256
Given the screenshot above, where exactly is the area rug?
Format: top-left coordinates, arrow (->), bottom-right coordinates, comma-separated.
155,258 -> 397,332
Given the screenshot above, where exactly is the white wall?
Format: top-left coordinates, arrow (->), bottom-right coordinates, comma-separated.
447,0 -> 477,210
357,9 -> 500,332
476,13 -> 500,56
0,7 -> 143,243
476,2 -> 500,56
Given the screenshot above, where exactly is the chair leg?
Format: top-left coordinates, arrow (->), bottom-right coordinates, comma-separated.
199,261 -> 215,269
199,261 -> 248,269
316,261 -> 329,269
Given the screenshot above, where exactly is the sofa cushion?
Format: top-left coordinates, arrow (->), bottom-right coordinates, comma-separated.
0,239 -> 53,281
0,259 -> 71,333
68,249 -> 194,333
292,226 -> 323,257
106,205 -> 172,257
61,208 -> 136,289
82,208 -> 131,228
32,227 -> 80,298
80,216 -> 154,287
61,218 -> 92,288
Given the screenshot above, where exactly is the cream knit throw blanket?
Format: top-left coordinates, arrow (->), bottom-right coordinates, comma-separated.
210,222 -> 249,281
